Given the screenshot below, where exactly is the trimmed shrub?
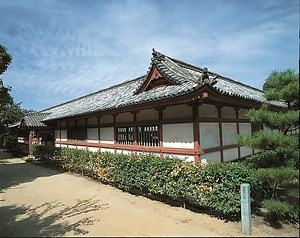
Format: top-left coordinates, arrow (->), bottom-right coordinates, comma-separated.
32,145 -> 266,220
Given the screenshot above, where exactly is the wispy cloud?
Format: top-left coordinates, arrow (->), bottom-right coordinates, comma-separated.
0,0 -> 298,111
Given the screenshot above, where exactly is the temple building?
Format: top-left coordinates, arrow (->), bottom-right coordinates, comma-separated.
14,49 -> 284,163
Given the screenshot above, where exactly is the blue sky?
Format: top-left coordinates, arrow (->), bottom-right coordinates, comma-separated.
0,0 -> 298,111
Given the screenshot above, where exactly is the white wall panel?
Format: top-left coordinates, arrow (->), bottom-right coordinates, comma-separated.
199,104 -> 218,118
100,148 -> 114,153
88,147 -> 99,152
77,146 -> 86,150
200,123 -> 220,149
163,104 -> 192,119
239,109 -> 249,119
61,130 -> 67,141
87,117 -> 98,125
222,123 -> 237,146
100,127 -> 114,144
100,115 -> 113,124
54,130 -> 60,141
240,146 -> 253,158
222,107 -> 236,118
239,123 -> 251,135
164,153 -> 194,162
201,151 -> 221,163
77,119 -> 85,126
163,123 -> 194,149
87,128 -> 98,143
223,148 -> 238,162
137,109 -> 158,121
116,112 -> 133,122
116,150 -> 134,155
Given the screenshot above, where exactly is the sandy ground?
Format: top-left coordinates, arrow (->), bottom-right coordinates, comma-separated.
0,150 -> 299,237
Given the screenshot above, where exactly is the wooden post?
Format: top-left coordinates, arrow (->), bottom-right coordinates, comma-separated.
241,183 -> 251,235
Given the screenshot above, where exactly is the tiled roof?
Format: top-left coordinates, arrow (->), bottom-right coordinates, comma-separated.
23,113 -> 49,127
41,50 -> 284,122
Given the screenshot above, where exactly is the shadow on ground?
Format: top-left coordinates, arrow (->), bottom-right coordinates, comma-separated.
0,150 -> 60,192
0,197 -> 108,237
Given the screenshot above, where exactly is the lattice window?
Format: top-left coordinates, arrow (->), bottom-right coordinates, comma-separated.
137,125 -> 159,146
116,127 -> 134,145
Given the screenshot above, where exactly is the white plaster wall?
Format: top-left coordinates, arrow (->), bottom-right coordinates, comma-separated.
222,123 -> 237,146
101,148 -> 114,153
223,148 -> 238,162
87,128 -> 98,143
199,104 -> 218,118
199,123 -> 220,149
116,112 -> 133,122
77,119 -> 85,126
77,146 -> 86,150
137,152 -> 161,157
137,109 -> 158,121
68,145 -> 76,149
87,117 -> 98,126
54,130 -> 60,141
263,124 -> 272,132
239,109 -> 249,119
164,153 -> 194,162
100,127 -> 114,144
163,123 -> 194,149
68,120 -> 76,127
163,104 -> 192,119
61,144 -> 67,148
55,143 -> 61,148
201,151 -> 221,163
240,146 -> 253,158
116,150 -> 134,155
100,115 -> 113,124
222,107 -> 236,118
238,123 -> 252,157
61,130 -> 67,141
88,147 -> 99,152
239,123 -> 251,135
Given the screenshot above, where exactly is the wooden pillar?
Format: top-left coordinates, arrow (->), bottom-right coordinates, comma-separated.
28,130 -> 34,150
97,117 -> 101,152
155,106 -> 165,159
235,108 -> 241,160
112,114 -> 118,155
192,103 -> 201,164
216,105 -> 224,162
131,111 -> 139,155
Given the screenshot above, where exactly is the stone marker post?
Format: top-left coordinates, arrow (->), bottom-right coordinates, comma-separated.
241,183 -> 251,235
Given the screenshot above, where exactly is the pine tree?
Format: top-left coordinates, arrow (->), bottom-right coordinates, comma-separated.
237,69 -> 299,168
237,69 -> 299,223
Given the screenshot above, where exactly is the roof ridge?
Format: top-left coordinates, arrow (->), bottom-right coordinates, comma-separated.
170,57 -> 265,93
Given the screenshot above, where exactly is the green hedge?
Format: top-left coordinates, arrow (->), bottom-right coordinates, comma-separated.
32,145 -> 262,220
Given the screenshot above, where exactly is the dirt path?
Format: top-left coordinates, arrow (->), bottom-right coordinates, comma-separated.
0,150 -> 299,237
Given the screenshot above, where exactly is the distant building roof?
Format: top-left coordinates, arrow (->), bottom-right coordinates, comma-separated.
38,50 -> 284,122
10,113 -> 50,129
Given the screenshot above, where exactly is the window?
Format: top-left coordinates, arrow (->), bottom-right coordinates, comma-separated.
116,127 -> 134,145
77,128 -> 87,141
67,128 -> 87,141
137,125 -> 159,146
68,129 -> 77,141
